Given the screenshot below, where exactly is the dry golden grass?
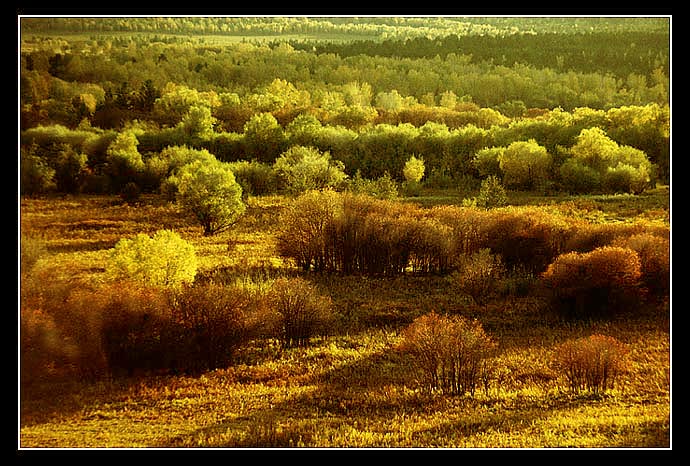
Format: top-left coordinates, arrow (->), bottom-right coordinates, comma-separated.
18,192 -> 671,449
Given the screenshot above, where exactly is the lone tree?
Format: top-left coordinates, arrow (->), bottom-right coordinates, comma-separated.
169,160 -> 246,235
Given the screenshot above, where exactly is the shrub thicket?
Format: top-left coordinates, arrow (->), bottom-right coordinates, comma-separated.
612,233 -> 670,300
452,249 -> 505,305
277,191 -> 456,275
20,277 -> 273,380
553,334 -> 630,394
269,277 -> 335,348
165,282 -> 270,371
398,312 -> 497,396
541,246 -> 643,319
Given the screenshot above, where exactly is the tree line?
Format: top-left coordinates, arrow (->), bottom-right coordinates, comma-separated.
20,17 -> 670,197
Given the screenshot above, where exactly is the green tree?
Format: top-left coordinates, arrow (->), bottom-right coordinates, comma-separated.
54,143 -> 88,193
20,144 -> 55,195
476,175 -> 508,209
498,139 -> 552,189
107,229 -> 198,287
179,104 -> 216,139
170,160 -> 246,235
242,112 -> 287,163
565,127 -> 652,193
402,154 -> 425,196
105,130 -> 144,192
402,155 -> 425,183
273,145 -> 347,194
474,147 -> 504,178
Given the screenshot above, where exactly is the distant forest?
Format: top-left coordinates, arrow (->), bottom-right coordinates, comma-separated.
19,16 -> 671,194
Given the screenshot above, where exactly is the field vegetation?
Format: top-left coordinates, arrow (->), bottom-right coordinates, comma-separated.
19,16 -> 671,449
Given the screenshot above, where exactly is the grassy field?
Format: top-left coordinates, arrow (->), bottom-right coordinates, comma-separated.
18,189 -> 671,449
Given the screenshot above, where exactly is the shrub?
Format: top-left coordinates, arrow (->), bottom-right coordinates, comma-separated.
226,160 -> 278,196
269,277 -> 334,348
402,155 -> 425,196
105,130 -> 144,192
452,249 -> 505,305
20,145 -> 56,195
165,282 -> 269,372
479,207 -> 572,273
402,155 -> 425,183
473,147 -> 503,179
348,170 -> 399,200
20,277 -> 109,382
559,158 -> 601,194
276,189 -> 345,272
96,284 -> 174,376
564,222 -> 659,254
107,229 -> 198,287
398,312 -> 496,396
541,246 -> 643,319
602,162 -> 650,194
613,233 -> 670,300
119,181 -> 141,204
553,334 -> 630,394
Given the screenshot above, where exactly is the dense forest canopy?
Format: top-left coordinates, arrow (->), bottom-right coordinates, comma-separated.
19,16 -> 671,193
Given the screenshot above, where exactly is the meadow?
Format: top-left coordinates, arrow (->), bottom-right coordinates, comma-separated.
19,188 -> 670,448
19,16 -> 671,450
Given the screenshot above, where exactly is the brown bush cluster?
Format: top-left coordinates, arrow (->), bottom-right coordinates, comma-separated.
552,334 -> 630,394
278,191 -> 669,320
398,312 -> 497,396
20,275 -> 335,383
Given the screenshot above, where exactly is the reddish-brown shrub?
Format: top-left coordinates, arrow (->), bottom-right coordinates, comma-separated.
541,246 -> 643,319
269,277 -> 335,348
553,334 -> 630,394
398,312 -> 497,396
564,222 -> 668,253
613,233 -> 670,300
166,282 -> 269,372
452,249 -> 506,305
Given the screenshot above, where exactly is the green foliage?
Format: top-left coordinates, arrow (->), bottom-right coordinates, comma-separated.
476,175 -> 507,209
20,144 -> 56,195
105,131 -> 144,191
242,112 -> 287,163
564,127 -> 653,194
53,143 -> 88,193
498,139 -> 552,190
273,145 -> 347,194
559,158 -> 602,194
473,147 -> 503,178
179,104 -> 216,139
399,312 -> 496,396
107,230 -> 198,287
226,160 -> 278,196
170,160 -> 246,235
347,170 -> 399,200
553,334 -> 630,394
402,155 -> 425,183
